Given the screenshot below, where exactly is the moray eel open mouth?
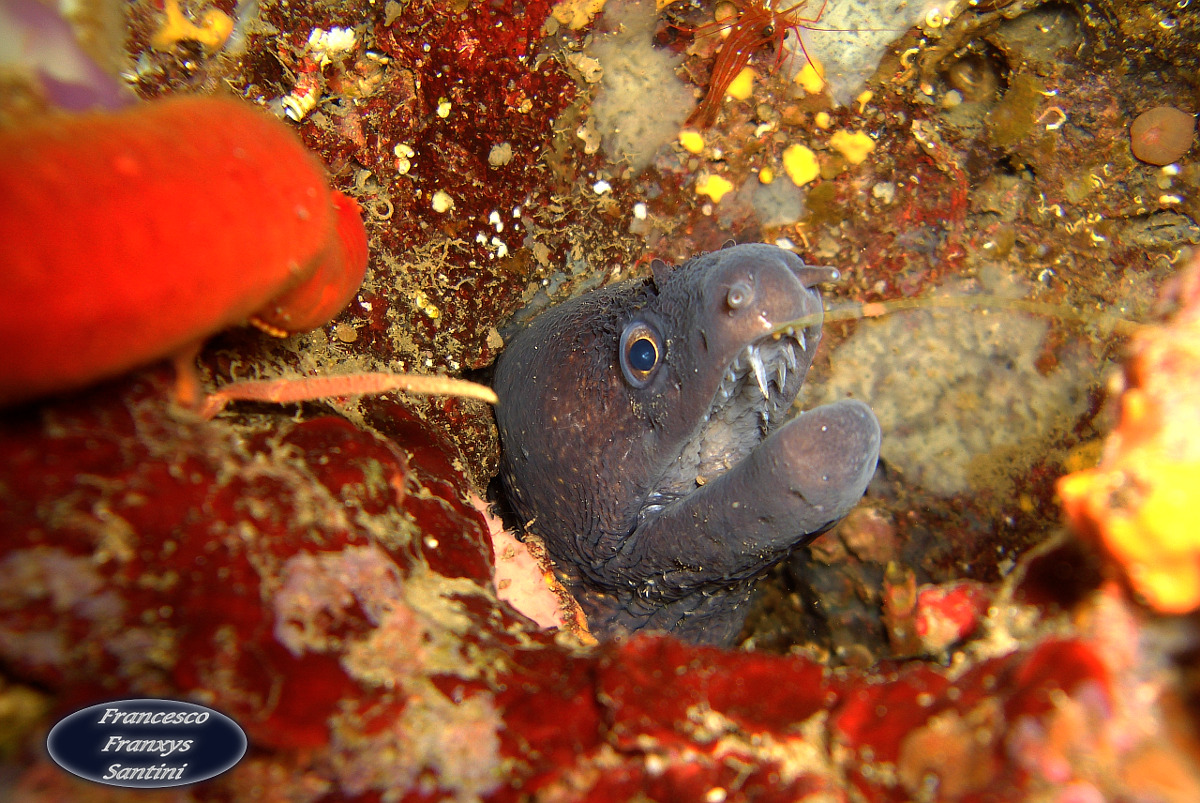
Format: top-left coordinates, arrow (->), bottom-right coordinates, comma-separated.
653,328 -> 817,510
717,330 -> 810,424
494,243 -> 880,646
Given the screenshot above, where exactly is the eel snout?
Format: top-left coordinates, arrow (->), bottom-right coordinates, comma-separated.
697,246 -> 829,356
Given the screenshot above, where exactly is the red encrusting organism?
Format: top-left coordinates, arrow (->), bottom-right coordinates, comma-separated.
249,189 -> 371,337
0,95 -> 369,406
687,0 -> 828,127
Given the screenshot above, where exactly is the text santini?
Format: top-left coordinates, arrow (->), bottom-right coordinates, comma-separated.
103,763 -> 188,781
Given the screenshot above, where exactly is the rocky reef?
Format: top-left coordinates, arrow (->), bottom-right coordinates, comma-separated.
1,0 -> 1199,799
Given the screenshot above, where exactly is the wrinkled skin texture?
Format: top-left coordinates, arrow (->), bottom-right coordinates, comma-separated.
495,244 -> 881,645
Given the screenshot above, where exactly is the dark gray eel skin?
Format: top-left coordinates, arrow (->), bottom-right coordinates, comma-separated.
493,244 -> 881,646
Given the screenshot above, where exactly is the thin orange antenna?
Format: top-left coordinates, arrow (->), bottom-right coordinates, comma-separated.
200,372 -> 498,420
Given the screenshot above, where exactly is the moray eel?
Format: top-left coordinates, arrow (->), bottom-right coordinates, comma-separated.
494,244 -> 881,645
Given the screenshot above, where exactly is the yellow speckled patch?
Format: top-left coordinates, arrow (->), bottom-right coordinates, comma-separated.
551,0 -> 607,30
783,144 -> 819,186
794,59 -> 825,95
150,0 -> 233,53
679,130 -> 705,154
696,174 -> 734,202
726,67 -> 755,100
830,130 -> 876,164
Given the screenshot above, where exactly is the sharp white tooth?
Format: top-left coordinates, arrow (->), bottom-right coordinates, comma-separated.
798,331 -> 806,352
783,341 -> 798,371
749,348 -> 769,399
775,362 -> 786,389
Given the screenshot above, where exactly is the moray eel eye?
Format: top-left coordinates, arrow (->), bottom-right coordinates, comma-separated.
726,280 -> 754,310
620,321 -> 662,387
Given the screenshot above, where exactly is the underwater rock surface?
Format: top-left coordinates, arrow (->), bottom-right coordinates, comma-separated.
2,0 -> 1200,798
806,281 -> 1097,497
1,363 -> 1198,800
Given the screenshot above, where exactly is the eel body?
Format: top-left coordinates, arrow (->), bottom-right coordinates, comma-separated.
494,244 -> 880,645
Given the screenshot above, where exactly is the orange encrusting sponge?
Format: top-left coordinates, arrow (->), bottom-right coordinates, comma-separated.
0,95 -> 368,405
1057,260 -> 1200,614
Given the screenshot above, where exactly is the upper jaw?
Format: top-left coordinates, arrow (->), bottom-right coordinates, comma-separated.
639,247 -> 829,514
713,325 -> 813,428
641,324 -> 817,513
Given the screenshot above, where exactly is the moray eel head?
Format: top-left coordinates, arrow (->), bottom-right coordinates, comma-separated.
494,244 -> 881,645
